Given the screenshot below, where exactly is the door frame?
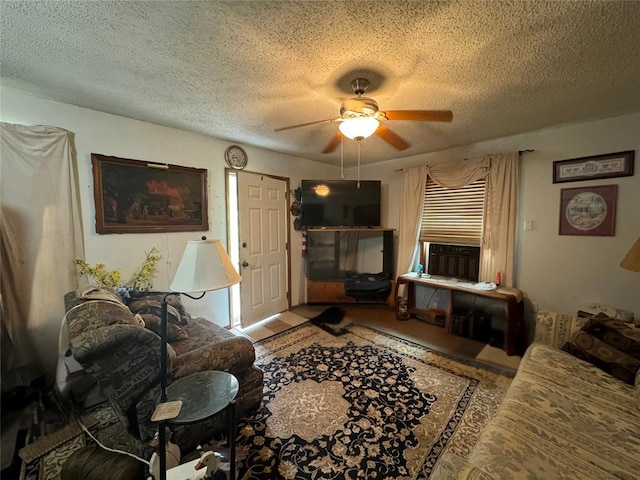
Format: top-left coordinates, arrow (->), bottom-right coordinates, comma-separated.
225,168 -> 292,327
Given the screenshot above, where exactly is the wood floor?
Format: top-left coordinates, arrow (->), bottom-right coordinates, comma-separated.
292,303 -> 487,359
236,303 -> 522,371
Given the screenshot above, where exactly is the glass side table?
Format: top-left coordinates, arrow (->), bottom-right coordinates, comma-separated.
166,371 -> 239,480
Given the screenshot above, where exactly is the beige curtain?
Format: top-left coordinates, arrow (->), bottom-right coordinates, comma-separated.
426,157 -> 489,188
1,123 -> 84,389
395,166 -> 428,276
480,152 -> 519,286
396,153 -> 518,286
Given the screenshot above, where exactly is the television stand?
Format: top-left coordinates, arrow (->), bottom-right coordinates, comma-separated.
306,228 -> 394,304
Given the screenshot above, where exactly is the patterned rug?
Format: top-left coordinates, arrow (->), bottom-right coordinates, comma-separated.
235,323 -> 512,479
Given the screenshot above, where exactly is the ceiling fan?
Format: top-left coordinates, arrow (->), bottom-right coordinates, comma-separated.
275,78 -> 453,153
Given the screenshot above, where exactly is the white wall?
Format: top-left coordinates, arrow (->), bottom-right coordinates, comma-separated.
2,85 -> 639,372
355,113 -> 640,328
0,87 -> 340,336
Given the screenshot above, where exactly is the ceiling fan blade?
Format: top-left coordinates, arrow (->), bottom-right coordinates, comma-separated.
383,110 -> 453,122
322,131 -> 343,153
375,124 -> 410,150
274,118 -> 337,132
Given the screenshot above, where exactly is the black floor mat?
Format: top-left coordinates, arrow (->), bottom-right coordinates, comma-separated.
310,307 -> 351,336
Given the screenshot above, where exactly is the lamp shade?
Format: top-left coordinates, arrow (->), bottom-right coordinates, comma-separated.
170,239 -> 241,293
620,236 -> 640,272
338,117 -> 379,140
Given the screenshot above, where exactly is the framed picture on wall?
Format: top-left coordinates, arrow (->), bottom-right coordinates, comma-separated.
91,154 -> 208,234
559,184 -> 617,236
552,150 -> 634,183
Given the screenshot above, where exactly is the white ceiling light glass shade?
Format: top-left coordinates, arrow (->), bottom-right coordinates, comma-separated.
170,238 -> 241,293
338,117 -> 380,140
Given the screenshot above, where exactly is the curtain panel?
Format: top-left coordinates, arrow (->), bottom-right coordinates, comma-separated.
395,166 -> 428,277
1,123 -> 84,389
396,153 -> 518,287
481,152 -> 519,286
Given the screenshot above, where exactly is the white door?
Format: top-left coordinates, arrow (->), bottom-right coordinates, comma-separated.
237,171 -> 289,327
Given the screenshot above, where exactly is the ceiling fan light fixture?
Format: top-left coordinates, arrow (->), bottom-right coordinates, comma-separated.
338,117 -> 380,140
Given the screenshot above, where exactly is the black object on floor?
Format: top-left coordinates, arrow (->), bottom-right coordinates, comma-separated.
310,306 -> 345,325
344,272 -> 391,301
310,306 -> 351,336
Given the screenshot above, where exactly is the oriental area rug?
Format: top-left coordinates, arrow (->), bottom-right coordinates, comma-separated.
234,323 -> 513,480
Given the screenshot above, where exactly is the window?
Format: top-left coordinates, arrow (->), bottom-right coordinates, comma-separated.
420,178 -> 486,281
420,178 -> 486,245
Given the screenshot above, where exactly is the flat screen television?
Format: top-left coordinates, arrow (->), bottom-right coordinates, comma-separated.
301,179 -> 381,227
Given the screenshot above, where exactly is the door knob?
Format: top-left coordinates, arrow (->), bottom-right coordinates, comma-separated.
242,242 -> 247,248
242,261 -> 249,268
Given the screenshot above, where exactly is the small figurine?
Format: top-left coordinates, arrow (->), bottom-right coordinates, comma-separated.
150,427 -> 181,479
194,450 -> 223,479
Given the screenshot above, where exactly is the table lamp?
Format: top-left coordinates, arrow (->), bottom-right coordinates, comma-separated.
620,236 -> 640,272
154,237 -> 241,480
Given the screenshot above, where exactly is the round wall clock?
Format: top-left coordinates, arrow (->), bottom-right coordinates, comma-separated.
224,145 -> 248,170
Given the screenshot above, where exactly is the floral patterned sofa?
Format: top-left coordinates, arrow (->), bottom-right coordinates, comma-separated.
432,311 -> 640,479
64,287 -> 264,457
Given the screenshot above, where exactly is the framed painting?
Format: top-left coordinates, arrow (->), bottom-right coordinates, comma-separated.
559,184 -> 617,236
92,154 -> 208,234
553,150 -> 634,183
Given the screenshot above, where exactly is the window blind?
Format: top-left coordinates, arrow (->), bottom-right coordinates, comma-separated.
420,178 -> 486,245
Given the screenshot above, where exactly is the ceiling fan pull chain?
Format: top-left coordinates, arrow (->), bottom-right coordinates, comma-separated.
341,135 -> 344,179
357,140 -> 361,188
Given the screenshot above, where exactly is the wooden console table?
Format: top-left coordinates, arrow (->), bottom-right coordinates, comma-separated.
394,274 -> 527,356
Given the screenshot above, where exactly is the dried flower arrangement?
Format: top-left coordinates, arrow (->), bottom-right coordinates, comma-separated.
74,247 -> 162,297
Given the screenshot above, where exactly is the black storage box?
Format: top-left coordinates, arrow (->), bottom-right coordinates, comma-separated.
344,272 -> 391,301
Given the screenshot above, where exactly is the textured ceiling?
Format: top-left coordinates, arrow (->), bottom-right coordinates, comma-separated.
2,1 -> 640,166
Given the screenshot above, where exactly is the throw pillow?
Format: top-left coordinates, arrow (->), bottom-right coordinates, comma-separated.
578,316 -> 640,359
77,285 -> 126,306
139,314 -> 188,342
127,292 -> 191,324
67,300 -> 143,335
127,300 -> 188,341
533,311 -> 588,349
127,300 -> 182,326
562,329 -> 640,385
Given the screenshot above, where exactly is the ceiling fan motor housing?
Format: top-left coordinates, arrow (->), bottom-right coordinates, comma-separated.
340,97 -> 379,118
351,78 -> 369,95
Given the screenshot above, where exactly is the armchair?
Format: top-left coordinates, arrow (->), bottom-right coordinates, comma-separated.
64,288 -> 263,457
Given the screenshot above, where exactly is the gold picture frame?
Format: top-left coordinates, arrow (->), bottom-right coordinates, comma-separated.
92,154 -> 208,234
